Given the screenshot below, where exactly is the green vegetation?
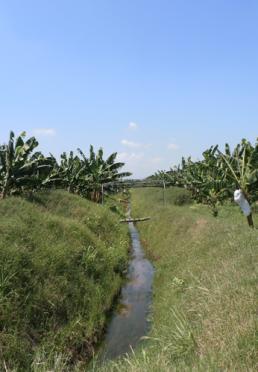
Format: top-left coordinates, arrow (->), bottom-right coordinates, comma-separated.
0,131 -> 55,199
154,138 -> 258,224
98,187 -> 257,371
0,131 -> 131,202
0,190 -> 129,371
1,130 -> 257,371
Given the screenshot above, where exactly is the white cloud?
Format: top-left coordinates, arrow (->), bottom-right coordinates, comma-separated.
168,143 -> 179,150
121,139 -> 151,149
32,128 -> 56,137
128,122 -> 138,130
121,139 -> 141,148
117,152 -> 145,162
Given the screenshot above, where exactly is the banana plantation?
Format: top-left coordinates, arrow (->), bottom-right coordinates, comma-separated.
0,131 -> 257,370
0,131 -> 131,202
2,131 -> 258,226
153,138 -> 258,226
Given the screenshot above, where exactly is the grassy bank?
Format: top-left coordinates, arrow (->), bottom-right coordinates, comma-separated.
98,187 -> 257,371
0,190 -> 129,371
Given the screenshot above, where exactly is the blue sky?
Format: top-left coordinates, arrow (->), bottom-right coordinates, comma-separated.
0,0 -> 258,178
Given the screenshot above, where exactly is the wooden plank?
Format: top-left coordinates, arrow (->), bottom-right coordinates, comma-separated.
120,217 -> 151,223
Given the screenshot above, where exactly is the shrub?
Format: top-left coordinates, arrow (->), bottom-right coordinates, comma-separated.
173,190 -> 192,206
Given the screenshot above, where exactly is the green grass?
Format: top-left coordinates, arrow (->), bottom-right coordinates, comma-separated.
0,190 -> 129,371
96,187 -> 258,371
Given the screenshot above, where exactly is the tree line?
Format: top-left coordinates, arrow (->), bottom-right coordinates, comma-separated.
153,138 -> 258,226
0,131 -> 131,202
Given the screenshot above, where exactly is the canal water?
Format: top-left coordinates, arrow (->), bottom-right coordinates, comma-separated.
101,215 -> 154,360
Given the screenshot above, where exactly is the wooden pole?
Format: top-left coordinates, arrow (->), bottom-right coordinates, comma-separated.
247,213 -> 254,228
163,181 -> 166,206
101,184 -> 104,205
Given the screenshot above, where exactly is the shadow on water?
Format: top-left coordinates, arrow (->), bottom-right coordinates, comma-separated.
101,209 -> 154,361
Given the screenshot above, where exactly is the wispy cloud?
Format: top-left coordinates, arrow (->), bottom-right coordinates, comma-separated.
168,143 -> 179,150
128,122 -> 138,130
121,139 -> 141,148
117,152 -> 145,162
32,128 -> 56,137
121,139 -> 151,149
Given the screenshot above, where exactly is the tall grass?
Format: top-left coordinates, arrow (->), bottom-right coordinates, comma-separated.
0,190 -> 129,371
95,187 -> 257,371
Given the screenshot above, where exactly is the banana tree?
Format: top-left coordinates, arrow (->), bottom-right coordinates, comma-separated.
0,131 -> 53,199
154,158 -> 189,188
217,139 -> 258,227
49,151 -> 86,193
77,145 -> 131,202
179,148 -> 229,216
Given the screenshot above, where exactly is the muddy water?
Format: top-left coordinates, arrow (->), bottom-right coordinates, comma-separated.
102,218 -> 154,360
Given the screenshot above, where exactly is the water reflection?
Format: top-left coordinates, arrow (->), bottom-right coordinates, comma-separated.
102,221 -> 154,360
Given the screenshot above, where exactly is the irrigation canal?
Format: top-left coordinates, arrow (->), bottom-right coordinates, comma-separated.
101,209 -> 154,360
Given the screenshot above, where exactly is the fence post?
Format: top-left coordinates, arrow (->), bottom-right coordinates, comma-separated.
101,184 -> 104,205
163,181 -> 166,206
